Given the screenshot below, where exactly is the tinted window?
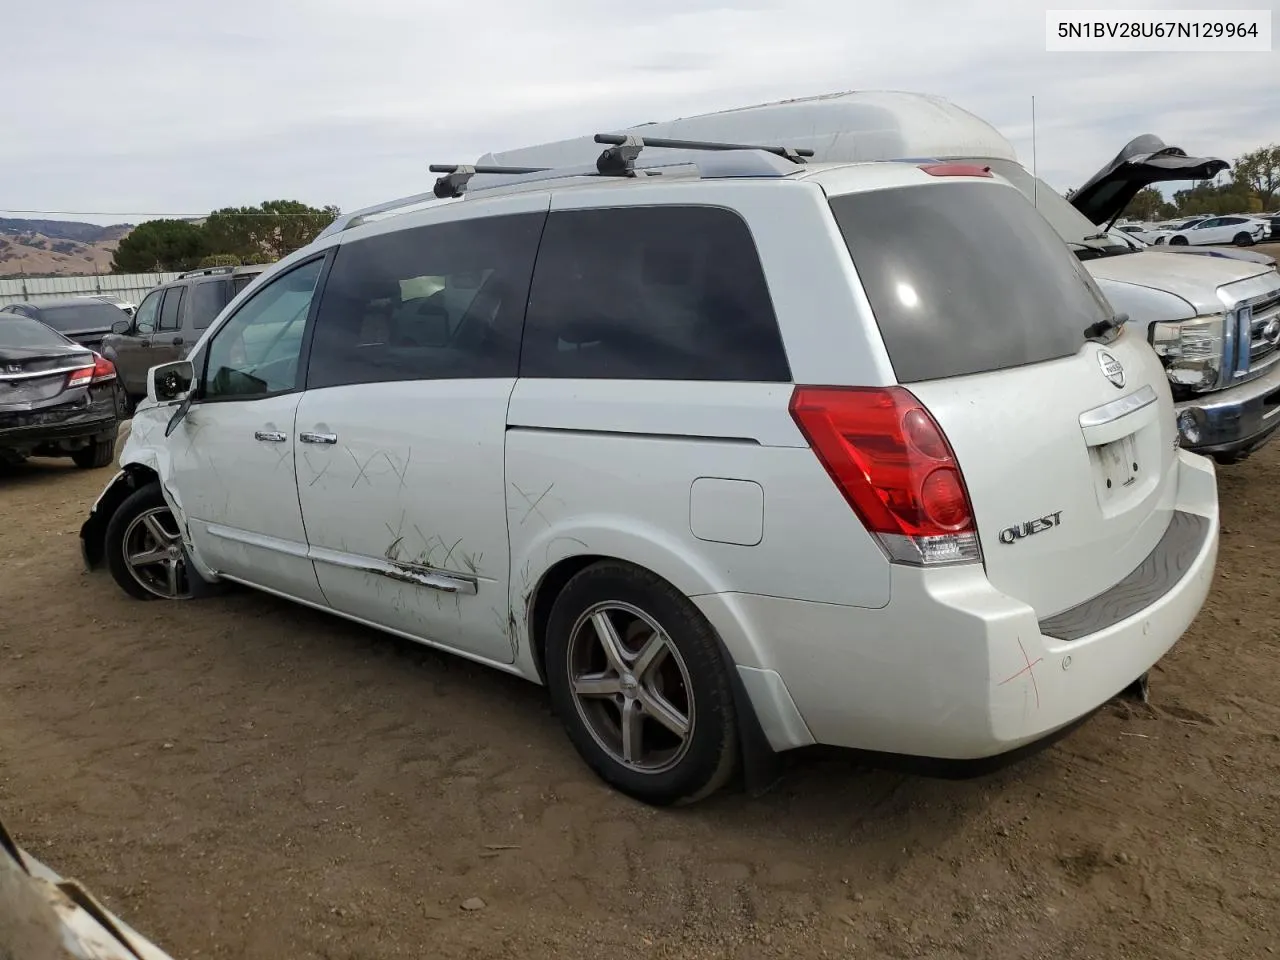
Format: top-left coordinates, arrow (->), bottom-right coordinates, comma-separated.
306,213 -> 544,389
203,258 -> 323,400
188,279 -> 228,329
829,182 -> 1113,384
0,315 -> 70,349
521,206 -> 789,382
231,274 -> 257,296
158,286 -> 185,331
31,301 -> 126,333
133,291 -> 161,335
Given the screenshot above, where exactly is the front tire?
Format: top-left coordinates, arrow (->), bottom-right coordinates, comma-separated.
104,482 -> 194,601
544,561 -> 738,806
71,435 -> 116,469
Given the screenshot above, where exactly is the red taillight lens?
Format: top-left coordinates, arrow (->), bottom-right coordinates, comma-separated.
90,354 -> 117,383
66,365 -> 95,388
788,385 -> 980,565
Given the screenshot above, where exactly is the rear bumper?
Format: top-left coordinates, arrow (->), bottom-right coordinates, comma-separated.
697,449 -> 1219,760
1175,360 -> 1280,458
0,412 -> 117,449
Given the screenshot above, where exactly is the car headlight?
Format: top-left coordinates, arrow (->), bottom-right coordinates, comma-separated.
1150,315 -> 1223,391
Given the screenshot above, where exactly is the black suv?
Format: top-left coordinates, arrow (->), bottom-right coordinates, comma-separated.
99,264 -> 267,402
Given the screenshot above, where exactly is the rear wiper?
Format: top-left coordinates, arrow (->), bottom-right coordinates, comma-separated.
1084,312 -> 1129,342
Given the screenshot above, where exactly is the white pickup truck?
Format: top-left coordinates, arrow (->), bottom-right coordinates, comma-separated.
479,91 -> 1280,465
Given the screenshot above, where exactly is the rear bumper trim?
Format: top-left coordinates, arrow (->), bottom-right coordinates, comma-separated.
1038,509 -> 1211,641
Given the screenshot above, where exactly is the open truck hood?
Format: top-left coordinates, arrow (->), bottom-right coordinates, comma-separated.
1070,135 -> 1229,226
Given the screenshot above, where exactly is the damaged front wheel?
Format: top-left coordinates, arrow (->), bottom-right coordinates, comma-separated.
104,482 -> 194,601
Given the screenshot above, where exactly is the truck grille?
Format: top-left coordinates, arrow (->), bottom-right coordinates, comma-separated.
1248,291 -> 1280,372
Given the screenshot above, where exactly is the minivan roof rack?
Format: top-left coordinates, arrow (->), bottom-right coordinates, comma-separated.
429,163 -> 550,198
178,265 -> 236,279
592,132 -> 813,175
314,135 -> 815,241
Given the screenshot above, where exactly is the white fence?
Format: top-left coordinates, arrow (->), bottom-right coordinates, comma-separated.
0,273 -> 180,307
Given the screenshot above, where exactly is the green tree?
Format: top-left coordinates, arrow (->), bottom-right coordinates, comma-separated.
1233,145 -> 1279,210
202,200 -> 339,263
197,253 -> 242,268
111,219 -> 209,273
1122,186 -> 1166,221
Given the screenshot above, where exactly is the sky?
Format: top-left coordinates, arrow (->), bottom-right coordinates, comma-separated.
1,0 -> 1275,226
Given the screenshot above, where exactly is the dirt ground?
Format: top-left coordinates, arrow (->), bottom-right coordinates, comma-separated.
1,440 -> 1278,960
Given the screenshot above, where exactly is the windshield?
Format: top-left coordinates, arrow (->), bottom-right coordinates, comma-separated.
34,301 -> 126,332
0,315 -> 72,349
829,181 -> 1115,383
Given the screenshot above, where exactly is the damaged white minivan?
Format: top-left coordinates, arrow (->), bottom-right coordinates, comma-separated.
81,134 -> 1219,805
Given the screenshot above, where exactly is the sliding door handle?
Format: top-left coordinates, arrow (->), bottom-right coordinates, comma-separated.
299,431 -> 337,445
254,430 -> 287,443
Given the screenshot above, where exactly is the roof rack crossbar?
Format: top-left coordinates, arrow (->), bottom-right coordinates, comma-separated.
428,163 -> 551,198
178,265 -> 236,279
593,132 -> 814,172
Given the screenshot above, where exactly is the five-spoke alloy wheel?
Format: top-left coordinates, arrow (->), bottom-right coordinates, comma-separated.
546,561 -> 738,806
105,482 -> 194,601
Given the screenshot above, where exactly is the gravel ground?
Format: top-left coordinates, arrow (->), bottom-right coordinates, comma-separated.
1,440 -> 1278,960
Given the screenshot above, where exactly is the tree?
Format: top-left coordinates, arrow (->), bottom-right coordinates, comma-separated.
1233,145 -> 1279,210
197,253 -> 242,268
111,219 -> 209,273
202,200 -> 339,263
1122,187 -> 1166,222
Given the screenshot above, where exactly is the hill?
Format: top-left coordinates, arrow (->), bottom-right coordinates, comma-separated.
0,218 -> 134,277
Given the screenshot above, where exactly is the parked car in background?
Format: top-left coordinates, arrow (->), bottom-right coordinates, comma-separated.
0,297 -> 130,352
1116,222 -> 1168,244
79,293 -> 138,317
0,310 -> 125,467
83,139 -> 1219,806
99,263 -> 268,403
1164,215 -> 1268,246
1258,212 -> 1280,240
482,94 -> 1280,464
1108,227 -> 1278,267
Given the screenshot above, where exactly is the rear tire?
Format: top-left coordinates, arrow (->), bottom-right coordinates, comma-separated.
1233,232 -> 1255,246
105,482 -> 194,601
544,561 -> 738,806
71,436 -> 116,469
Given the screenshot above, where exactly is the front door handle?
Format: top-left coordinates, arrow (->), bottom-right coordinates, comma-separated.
299,431 -> 337,445
254,430 -> 288,443
172,337 -> 184,345
139,340 -> 151,348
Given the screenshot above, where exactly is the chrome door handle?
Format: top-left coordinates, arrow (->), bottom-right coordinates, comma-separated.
299,432 -> 337,445
254,430 -> 287,443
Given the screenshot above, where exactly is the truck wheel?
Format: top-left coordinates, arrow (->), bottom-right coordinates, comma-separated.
544,561 -> 739,806
104,482 -> 194,601
71,436 -> 116,469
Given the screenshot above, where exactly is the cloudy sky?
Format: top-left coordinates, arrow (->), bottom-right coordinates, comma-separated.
2,0 -> 1274,225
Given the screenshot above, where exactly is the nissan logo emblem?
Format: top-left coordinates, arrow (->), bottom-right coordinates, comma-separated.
1097,350 -> 1126,389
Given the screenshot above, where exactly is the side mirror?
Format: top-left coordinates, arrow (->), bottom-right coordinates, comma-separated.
148,360 -> 195,404
111,318 -> 132,335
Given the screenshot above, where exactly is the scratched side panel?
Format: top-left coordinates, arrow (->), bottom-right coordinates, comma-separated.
293,380 -> 518,665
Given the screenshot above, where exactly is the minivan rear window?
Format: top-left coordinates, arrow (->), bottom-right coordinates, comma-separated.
828,182 -> 1114,383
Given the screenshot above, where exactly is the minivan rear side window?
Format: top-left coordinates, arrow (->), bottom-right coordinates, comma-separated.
306,212 -> 545,389
521,206 -> 790,382
828,182 -> 1114,383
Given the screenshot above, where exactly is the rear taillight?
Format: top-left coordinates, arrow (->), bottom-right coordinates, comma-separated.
90,354 -> 117,383
65,354 -> 116,389
788,385 -> 981,566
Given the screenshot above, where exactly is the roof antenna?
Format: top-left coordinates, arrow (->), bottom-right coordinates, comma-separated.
1031,95 -> 1038,207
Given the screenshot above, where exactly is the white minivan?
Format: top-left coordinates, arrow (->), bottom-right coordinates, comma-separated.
81,136 -> 1219,805
480,91 -> 1280,465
